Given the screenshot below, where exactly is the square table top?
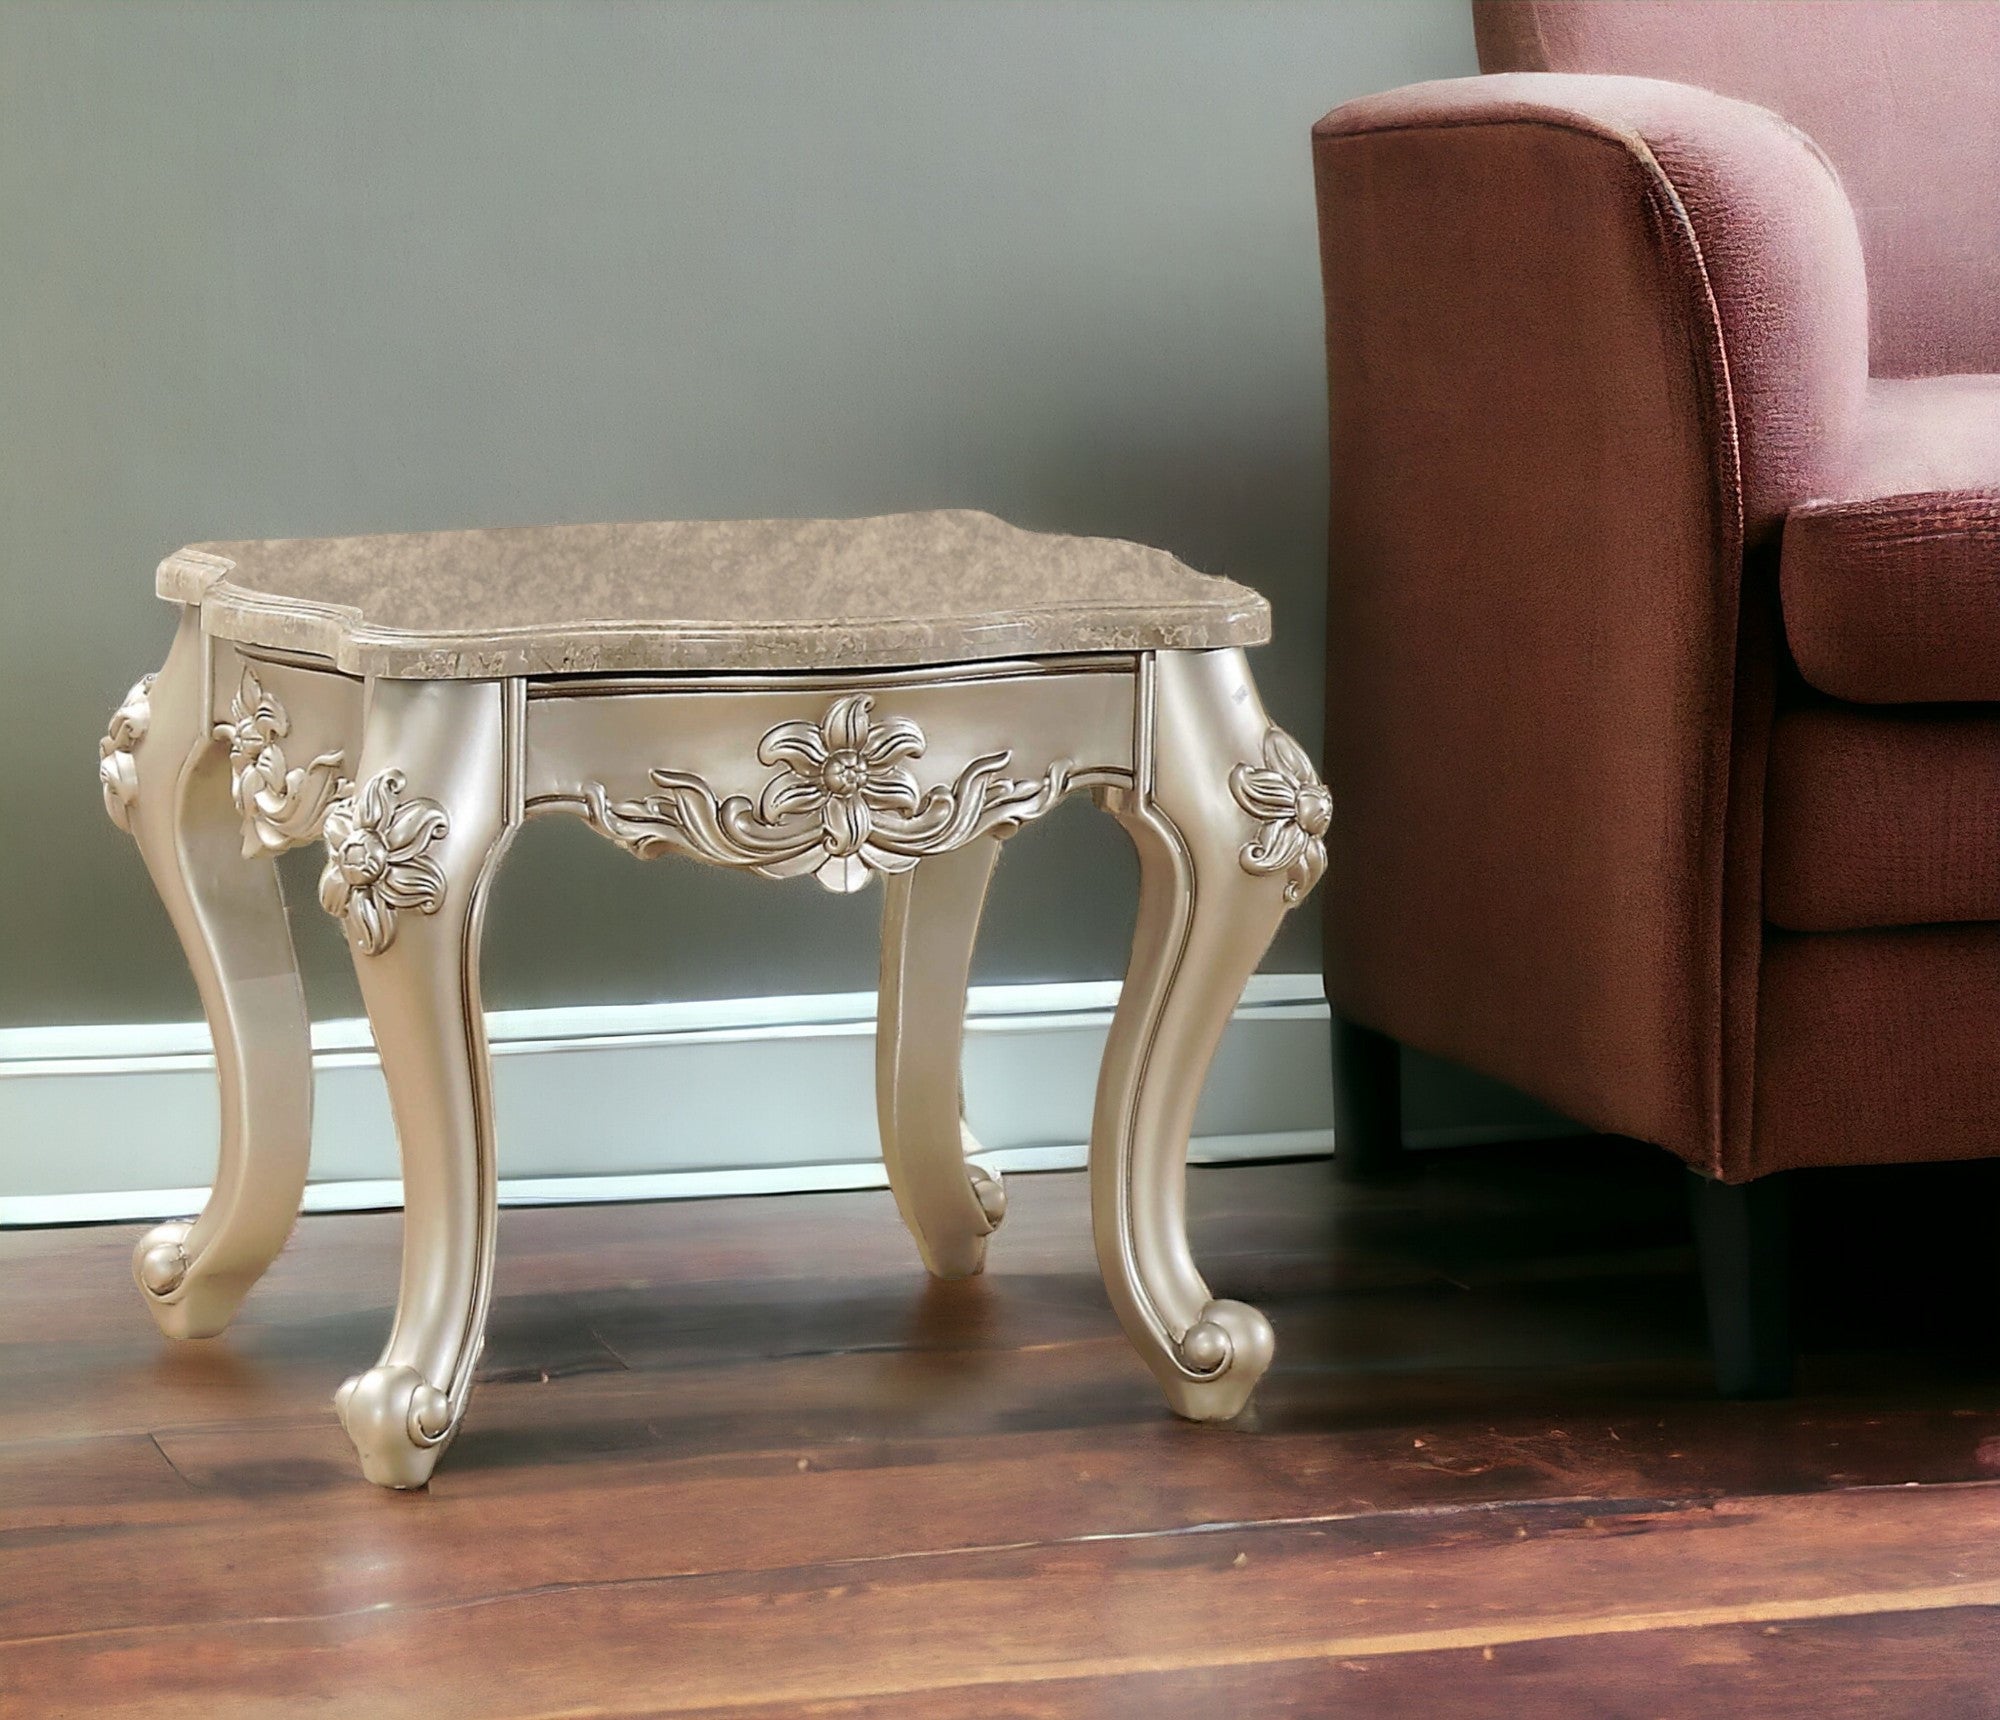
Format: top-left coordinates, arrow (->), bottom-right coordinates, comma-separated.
160,508 -> 1270,679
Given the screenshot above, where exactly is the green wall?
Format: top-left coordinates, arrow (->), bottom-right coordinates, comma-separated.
1,2 -> 1480,1048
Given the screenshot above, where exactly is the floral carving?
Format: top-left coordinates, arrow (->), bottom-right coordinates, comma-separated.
1229,728 -> 1329,903
583,693 -> 1072,893
318,770 -> 450,954
99,675 -> 156,832
216,668 -> 348,856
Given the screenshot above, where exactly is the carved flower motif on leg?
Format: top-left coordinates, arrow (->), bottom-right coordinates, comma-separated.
1228,728 -> 1330,904
99,675 -> 156,832
318,770 -> 450,955
216,668 -> 347,857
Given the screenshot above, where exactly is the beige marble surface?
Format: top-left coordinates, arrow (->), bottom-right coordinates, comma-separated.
158,509 -> 1270,678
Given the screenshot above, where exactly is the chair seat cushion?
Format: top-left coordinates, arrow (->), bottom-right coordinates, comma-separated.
1765,704 -> 2000,932
1781,376 -> 2000,703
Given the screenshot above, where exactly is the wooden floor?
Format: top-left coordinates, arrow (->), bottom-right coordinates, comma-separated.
7,1141 -> 2000,1717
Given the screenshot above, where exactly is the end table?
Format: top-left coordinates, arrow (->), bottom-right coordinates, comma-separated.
100,509 -> 1328,1487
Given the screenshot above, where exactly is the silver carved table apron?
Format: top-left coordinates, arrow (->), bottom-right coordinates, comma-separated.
98,510 -> 1328,1488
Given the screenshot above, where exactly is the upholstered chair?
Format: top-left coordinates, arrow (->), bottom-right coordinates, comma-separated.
1314,0 -> 2000,1394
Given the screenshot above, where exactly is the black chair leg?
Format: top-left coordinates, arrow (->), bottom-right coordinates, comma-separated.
1686,1169 -> 1793,1399
1333,1015 -> 1411,1184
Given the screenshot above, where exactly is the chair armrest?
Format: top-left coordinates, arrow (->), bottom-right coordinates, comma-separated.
1313,73 -> 1866,1171
1317,73 -> 1868,539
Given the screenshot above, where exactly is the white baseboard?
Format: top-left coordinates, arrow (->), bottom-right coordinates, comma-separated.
1,975 -> 1352,1226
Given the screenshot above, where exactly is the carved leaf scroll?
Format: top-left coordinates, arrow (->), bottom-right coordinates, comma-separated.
583,693 -> 1073,893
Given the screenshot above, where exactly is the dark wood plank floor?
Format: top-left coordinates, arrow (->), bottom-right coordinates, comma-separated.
6,1140 -> 2000,1717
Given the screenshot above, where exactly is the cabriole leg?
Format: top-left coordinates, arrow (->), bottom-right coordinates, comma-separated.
101,612 -> 312,1339
1092,649 -> 1327,1421
877,833 -> 1006,1278
325,679 -> 517,1488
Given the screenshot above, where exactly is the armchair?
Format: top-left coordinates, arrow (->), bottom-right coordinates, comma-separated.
1315,0 -> 2000,1393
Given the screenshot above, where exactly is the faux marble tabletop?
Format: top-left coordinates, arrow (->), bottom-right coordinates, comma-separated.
160,509 -> 1271,679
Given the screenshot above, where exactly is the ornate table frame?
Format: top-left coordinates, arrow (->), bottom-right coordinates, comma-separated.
102,587 -> 1327,1488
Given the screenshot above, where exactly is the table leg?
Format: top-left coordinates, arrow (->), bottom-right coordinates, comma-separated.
1091,649 -> 1326,1421
876,834 -> 1007,1277
102,611 -> 312,1339
325,680 -> 517,1488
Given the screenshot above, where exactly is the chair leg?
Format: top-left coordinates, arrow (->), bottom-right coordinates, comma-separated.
1332,1015 -> 1410,1184
1687,1169 -> 1793,1399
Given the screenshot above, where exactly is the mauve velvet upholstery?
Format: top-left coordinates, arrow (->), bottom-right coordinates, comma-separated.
1473,0 -> 2000,377
1782,377 -> 2000,704
1318,1 -> 2000,1178
1755,929 -> 2000,1177
1765,708 -> 2000,932
1319,74 -> 1868,544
